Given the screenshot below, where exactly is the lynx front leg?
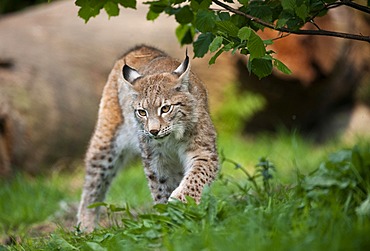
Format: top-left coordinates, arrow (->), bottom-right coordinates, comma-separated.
144,167 -> 173,204
141,146 -> 184,204
169,151 -> 219,203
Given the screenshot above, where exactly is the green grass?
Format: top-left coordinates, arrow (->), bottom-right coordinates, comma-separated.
8,143 -> 369,251
214,85 -> 344,182
1,85 -> 369,250
0,174 -> 66,236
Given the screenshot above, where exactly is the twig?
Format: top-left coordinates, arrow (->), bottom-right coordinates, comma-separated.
211,0 -> 370,43
271,33 -> 291,41
309,20 -> 322,30
340,0 -> 370,14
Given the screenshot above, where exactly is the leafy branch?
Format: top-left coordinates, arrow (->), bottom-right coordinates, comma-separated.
75,0 -> 370,79
212,0 -> 370,43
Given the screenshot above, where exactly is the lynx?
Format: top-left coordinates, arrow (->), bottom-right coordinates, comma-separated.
77,45 -> 219,231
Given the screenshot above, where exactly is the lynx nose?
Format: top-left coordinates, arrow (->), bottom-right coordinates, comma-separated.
149,129 -> 159,136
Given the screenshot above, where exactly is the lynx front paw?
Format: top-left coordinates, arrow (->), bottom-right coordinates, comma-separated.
168,186 -> 201,203
77,216 -> 96,233
77,206 -> 98,233
169,187 -> 187,202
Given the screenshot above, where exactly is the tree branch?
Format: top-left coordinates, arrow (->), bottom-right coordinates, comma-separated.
340,0 -> 370,14
212,0 -> 370,43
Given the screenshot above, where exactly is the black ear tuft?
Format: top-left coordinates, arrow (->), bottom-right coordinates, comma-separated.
173,50 -> 190,76
122,65 -> 142,83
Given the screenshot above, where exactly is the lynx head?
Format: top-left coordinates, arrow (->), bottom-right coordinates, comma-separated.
122,54 -> 195,140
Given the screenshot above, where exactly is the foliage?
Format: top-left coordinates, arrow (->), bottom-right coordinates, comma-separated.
302,145 -> 370,214
75,0 -> 137,22
6,144 -> 370,250
74,0 -> 370,79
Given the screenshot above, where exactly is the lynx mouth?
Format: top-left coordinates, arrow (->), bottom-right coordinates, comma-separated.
152,133 -> 170,140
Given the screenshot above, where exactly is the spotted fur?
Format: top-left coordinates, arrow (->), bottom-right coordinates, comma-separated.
77,45 -> 219,231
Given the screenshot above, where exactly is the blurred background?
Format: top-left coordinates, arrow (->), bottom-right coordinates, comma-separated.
0,0 -> 369,243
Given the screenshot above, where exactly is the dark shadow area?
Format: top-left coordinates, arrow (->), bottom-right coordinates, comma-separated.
0,0 -> 49,15
236,51 -> 365,142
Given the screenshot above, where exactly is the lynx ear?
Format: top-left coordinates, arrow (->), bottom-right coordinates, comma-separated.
173,50 -> 190,80
122,65 -> 142,84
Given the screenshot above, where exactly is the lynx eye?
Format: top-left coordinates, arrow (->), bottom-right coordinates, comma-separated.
137,109 -> 147,117
160,105 -> 172,114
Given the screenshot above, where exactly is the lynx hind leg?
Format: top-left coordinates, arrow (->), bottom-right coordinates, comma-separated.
77,134 -> 121,232
77,79 -> 130,231
77,121 -> 139,232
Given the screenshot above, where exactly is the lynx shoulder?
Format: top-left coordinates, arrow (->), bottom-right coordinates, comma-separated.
77,45 -> 219,231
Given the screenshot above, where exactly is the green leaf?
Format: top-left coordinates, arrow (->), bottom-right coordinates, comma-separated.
145,0 -> 169,20
147,9 -> 160,20
295,4 -> 308,21
195,9 -> 216,32
108,204 -> 126,212
230,13 -> 248,27
190,0 -> 212,11
51,234 -> 78,250
238,0 -> 250,5
273,58 -> 292,75
146,0 -> 169,13
209,36 -> 223,53
215,20 -> 239,37
76,0 -> 103,23
209,48 -> 224,65
85,242 -> 107,251
356,196 -> 370,217
117,0 -> 136,9
87,202 -> 107,209
238,27 -> 252,41
175,6 -> 194,24
281,0 -> 295,11
145,0 -> 169,21
276,17 -> 289,28
193,32 -> 214,58
217,11 -> 230,21
172,0 -> 187,3
250,58 -> 273,79
104,1 -> 120,18
264,39 -> 273,45
249,5 -> 272,23
223,42 -> 234,51
176,24 -> 195,45
247,31 -> 265,60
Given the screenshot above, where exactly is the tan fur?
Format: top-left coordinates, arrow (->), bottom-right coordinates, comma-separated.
77,45 -> 219,231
